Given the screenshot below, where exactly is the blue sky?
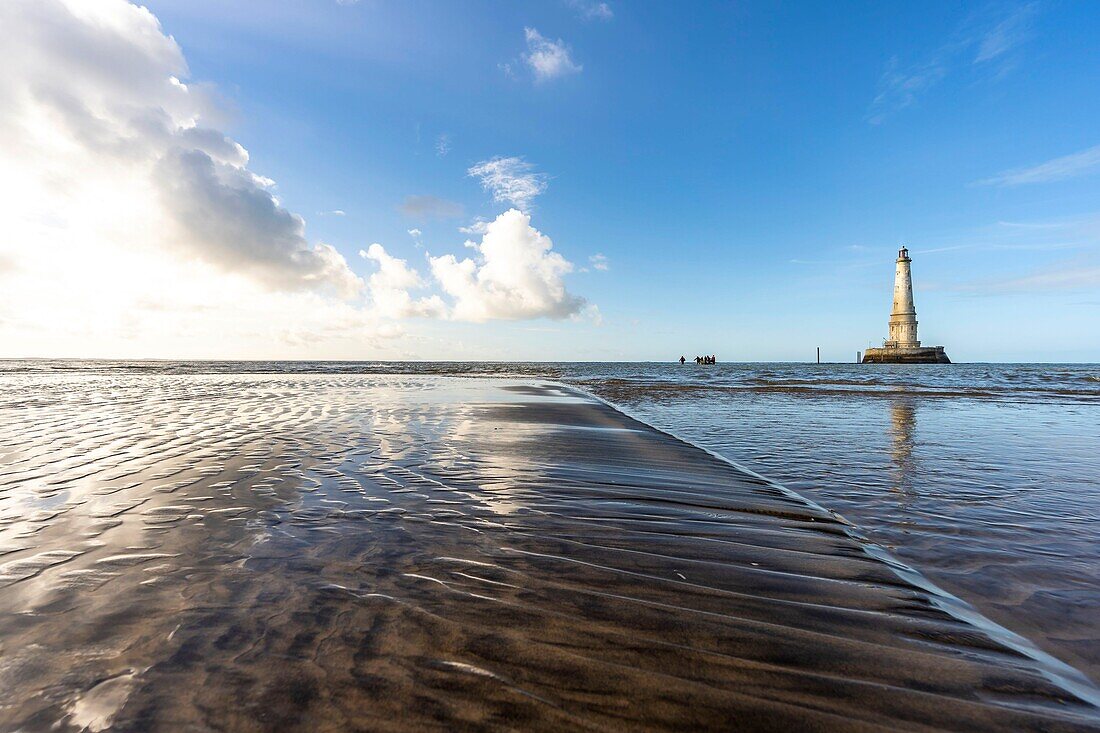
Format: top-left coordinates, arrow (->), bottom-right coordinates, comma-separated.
3,1 -> 1099,361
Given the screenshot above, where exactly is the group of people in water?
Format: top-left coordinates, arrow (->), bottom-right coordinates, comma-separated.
679,355 -> 717,364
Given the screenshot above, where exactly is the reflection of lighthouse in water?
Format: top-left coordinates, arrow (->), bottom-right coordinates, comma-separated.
888,398 -> 916,494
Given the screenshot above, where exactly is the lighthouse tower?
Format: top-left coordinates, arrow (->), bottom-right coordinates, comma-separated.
861,246 -> 950,364
885,247 -> 918,348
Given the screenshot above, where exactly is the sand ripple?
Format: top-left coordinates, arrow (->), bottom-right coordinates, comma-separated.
0,374 -> 1097,731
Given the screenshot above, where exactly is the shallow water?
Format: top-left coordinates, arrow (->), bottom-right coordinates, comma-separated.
1,360 -> 1099,729
2,370 -> 1100,731
562,362 -> 1100,683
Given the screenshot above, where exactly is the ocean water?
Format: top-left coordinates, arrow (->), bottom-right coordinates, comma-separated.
3,359 -> 1099,687
561,362 -> 1100,682
6,368 -> 1100,730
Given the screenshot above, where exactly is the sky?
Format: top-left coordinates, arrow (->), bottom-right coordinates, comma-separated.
2,0 -> 1099,362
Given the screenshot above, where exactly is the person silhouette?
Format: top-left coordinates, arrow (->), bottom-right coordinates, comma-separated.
679,356 -> 686,364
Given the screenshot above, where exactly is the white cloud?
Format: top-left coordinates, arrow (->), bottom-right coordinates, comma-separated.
362,210 -> 590,323
459,218 -> 491,236
467,156 -> 548,211
867,5 -> 1038,124
154,148 -> 361,297
974,4 -> 1037,64
589,253 -> 610,271
407,228 -> 421,237
522,28 -> 582,82
362,243 -> 446,319
1,0 -> 359,296
866,56 -> 948,125
0,0 -> 597,357
940,258 -> 1100,295
428,209 -> 587,321
976,144 -> 1100,187
320,209 -> 346,216
435,133 -> 451,157
990,265 -> 1100,292
0,0 -> 380,356
568,1 -> 613,21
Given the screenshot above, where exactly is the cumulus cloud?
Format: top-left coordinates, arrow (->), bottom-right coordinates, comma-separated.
2,0 -> 359,295
428,209 -> 586,321
399,194 -> 464,219
362,243 -> 446,318
459,218 -> 491,236
467,156 -> 548,211
522,28 -> 582,81
363,210 -> 588,323
0,0 -> 597,356
155,148 -> 361,297
0,0 -> 385,355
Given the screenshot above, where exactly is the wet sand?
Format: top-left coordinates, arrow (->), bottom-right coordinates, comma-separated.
1,374 -> 1098,731
576,364 -> 1100,683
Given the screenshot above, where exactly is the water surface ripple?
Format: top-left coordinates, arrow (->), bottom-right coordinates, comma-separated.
1,363 -> 1098,731
562,362 -> 1100,683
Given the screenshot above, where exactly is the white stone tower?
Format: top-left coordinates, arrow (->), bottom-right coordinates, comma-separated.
862,246 -> 949,363
885,246 -> 919,348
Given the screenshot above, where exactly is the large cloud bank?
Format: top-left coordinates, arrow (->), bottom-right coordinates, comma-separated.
0,0 -> 360,296
0,0 -> 593,358
0,0 -> 375,356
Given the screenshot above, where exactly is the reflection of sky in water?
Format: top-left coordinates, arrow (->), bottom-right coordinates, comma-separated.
584,365 -> 1100,682
0,374 -> 587,727
1,367 -> 1099,728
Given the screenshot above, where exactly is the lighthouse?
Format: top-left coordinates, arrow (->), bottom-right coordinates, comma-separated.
862,247 -> 950,364
885,247 -> 918,348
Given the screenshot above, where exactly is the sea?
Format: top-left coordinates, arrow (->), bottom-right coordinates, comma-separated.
3,358 -> 1099,684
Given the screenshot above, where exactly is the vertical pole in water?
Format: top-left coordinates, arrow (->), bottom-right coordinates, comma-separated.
857,351 -> 861,363
816,347 -> 820,364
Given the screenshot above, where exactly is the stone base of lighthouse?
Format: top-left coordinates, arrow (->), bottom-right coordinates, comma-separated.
862,346 -> 950,364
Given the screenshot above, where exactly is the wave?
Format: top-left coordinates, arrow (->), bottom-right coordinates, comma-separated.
4,360 -> 1099,403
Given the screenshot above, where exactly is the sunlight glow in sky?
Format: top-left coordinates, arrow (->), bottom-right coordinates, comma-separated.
1,0 -> 1098,361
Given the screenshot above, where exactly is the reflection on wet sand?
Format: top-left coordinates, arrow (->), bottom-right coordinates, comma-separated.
1,375 -> 1098,731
